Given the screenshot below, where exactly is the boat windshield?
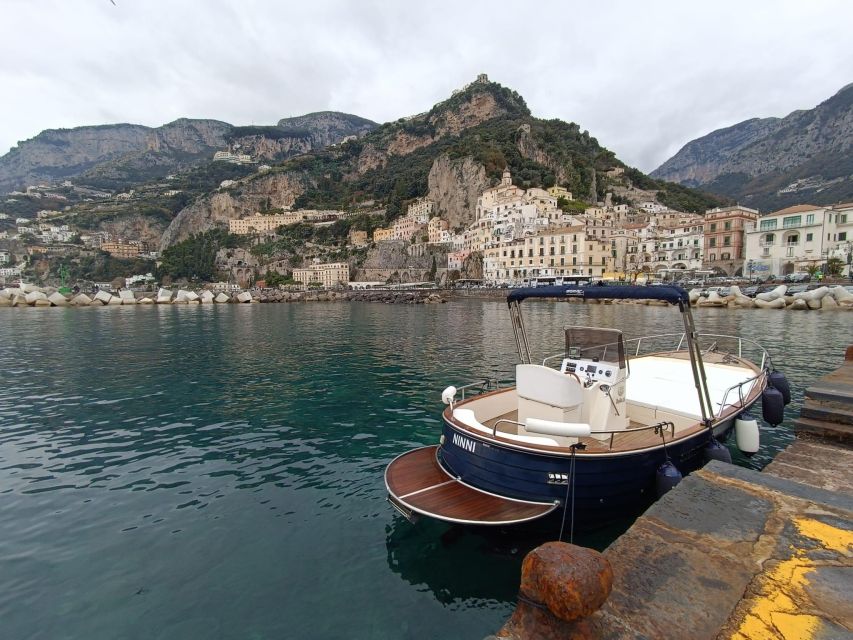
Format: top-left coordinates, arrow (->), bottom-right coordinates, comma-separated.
565,326 -> 626,369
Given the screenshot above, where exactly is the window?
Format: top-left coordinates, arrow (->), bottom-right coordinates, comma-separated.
806,214 -> 814,225
759,219 -> 777,231
710,223 -> 717,232
722,252 -> 731,260
840,232 -> 848,241
782,215 -> 801,228
723,236 -> 731,246
764,233 -> 775,244
786,234 -> 799,245
842,214 -> 848,223
806,233 -> 813,242
709,238 -> 716,247
724,221 -> 731,230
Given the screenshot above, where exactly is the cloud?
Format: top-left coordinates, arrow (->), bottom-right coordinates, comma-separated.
1,0 -> 851,171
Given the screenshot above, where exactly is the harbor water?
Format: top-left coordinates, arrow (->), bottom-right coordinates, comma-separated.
0,301 -> 848,639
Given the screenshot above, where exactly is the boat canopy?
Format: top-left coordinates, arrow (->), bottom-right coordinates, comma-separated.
506,284 -> 689,305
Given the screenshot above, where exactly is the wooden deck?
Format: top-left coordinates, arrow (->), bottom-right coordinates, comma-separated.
385,446 -> 557,525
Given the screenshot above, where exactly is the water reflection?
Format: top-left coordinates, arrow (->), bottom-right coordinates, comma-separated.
0,302 -> 848,639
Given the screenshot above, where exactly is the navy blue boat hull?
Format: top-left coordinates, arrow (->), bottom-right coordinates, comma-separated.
438,418 -> 736,528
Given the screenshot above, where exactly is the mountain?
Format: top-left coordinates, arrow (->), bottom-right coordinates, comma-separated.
652,83 -> 853,210
0,112 -> 377,193
162,76 -> 726,248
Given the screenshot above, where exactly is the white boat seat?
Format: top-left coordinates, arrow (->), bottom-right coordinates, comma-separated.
516,364 -> 583,407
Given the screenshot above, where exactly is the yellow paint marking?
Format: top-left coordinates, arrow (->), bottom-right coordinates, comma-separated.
729,517 -> 853,639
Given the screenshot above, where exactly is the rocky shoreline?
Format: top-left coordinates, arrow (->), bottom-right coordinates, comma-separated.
3,283 -> 851,310
0,285 -> 448,307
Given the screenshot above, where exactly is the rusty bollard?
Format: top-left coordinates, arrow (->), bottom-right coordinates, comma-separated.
495,541 -> 613,640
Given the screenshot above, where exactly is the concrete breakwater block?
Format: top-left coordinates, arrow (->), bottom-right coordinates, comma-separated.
138,297 -> 154,304
756,285 -> 787,302
200,291 -> 214,303
789,298 -> 809,310
70,294 -> 92,306
119,290 -> 136,304
236,291 -> 252,303
93,290 -> 114,305
754,297 -> 786,309
697,291 -> 727,307
33,299 -> 52,307
25,291 -> 48,304
107,296 -> 122,305
830,286 -> 853,306
0,297 -> 12,306
156,288 -> 173,303
214,292 -> 231,303
47,292 -> 68,306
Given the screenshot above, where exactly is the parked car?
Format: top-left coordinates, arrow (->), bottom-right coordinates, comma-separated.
786,284 -> 810,295
743,285 -> 759,297
784,272 -> 811,283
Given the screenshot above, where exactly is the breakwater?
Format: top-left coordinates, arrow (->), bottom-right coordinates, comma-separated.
0,284 -> 447,307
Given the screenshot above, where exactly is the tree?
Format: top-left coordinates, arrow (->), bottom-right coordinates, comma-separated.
825,257 -> 843,277
427,255 -> 437,281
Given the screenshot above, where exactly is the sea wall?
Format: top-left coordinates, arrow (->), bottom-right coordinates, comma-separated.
0,284 -> 447,307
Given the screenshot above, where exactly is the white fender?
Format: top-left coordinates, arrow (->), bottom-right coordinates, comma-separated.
735,417 -> 760,455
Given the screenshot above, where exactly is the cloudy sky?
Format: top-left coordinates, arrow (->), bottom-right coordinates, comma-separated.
2,0 -> 851,171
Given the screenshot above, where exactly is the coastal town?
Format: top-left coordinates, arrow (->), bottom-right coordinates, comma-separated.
1,166 -> 851,294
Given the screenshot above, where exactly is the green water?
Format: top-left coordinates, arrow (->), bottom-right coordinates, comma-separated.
0,302 -> 848,639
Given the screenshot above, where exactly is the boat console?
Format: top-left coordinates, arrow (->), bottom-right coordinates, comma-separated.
560,357 -> 619,383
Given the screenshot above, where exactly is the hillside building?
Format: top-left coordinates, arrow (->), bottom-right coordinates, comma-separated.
373,227 -> 394,243
292,261 -> 350,288
101,240 -> 149,259
703,205 -> 759,276
744,204 -> 850,277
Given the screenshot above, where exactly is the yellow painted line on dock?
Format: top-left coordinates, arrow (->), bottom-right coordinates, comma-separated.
729,517 -> 853,640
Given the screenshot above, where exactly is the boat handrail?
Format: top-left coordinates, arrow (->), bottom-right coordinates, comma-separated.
625,332 -> 772,370
455,378 -> 505,400
492,418 -> 675,451
540,333 -> 771,372
715,371 -> 766,419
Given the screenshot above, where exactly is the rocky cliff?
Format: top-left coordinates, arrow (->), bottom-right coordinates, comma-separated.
0,112 -> 377,193
159,171 -> 309,249
0,124 -> 151,191
427,154 -> 488,231
652,83 -> 853,210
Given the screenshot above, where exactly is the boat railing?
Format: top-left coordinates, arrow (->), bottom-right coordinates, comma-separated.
491,418 -> 675,451
715,371 -> 766,420
455,378 -> 506,401
542,333 -> 772,371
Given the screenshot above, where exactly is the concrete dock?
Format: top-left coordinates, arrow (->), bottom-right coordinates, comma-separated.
496,348 -> 853,640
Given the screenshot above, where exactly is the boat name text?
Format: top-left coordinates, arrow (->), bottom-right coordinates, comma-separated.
452,433 -> 477,453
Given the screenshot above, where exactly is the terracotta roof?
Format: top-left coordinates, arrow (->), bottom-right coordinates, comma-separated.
831,202 -> 853,210
767,204 -> 821,216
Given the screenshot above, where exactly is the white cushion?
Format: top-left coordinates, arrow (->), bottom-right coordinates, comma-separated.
516,364 -> 583,408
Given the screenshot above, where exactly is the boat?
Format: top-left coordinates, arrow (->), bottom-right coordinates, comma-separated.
385,284 -> 787,530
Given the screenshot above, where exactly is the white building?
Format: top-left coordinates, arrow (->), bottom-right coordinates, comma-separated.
744,204 -> 846,277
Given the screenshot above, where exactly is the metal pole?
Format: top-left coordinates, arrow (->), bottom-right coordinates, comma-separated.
679,302 -> 714,428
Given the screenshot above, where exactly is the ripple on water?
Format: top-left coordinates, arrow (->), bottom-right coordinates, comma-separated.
0,302 -> 848,639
